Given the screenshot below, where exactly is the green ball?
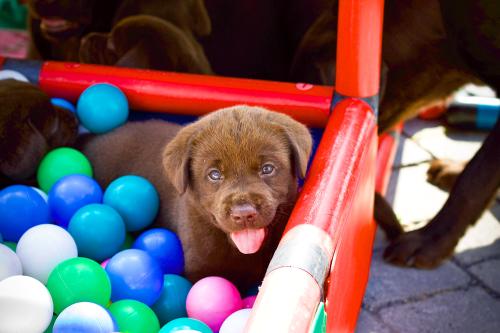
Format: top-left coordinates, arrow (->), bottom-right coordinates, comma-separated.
46,257 -> 111,314
3,241 -> 16,252
37,147 -> 93,193
109,300 -> 160,333
160,318 -> 213,333
44,315 -> 56,333
121,233 -> 135,250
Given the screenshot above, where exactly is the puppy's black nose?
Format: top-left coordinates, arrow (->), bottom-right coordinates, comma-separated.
230,204 -> 257,224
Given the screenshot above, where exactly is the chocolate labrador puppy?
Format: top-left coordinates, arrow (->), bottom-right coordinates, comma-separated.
0,79 -> 78,189
293,0 -> 500,268
79,106 -> 312,289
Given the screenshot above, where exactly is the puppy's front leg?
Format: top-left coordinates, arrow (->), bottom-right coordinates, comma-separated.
383,118 -> 500,268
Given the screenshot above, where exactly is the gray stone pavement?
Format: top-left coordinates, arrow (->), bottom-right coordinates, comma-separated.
355,118 -> 500,333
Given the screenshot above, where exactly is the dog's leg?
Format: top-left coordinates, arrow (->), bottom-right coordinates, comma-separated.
383,117 -> 500,268
427,159 -> 467,192
374,192 -> 404,240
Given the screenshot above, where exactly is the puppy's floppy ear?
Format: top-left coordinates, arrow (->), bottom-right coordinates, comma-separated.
162,122 -> 200,194
190,0 -> 211,36
270,113 -> 313,179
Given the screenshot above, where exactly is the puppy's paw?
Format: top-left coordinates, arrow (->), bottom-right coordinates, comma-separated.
427,159 -> 465,192
383,228 -> 457,268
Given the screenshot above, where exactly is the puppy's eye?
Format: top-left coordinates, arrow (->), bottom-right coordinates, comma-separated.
261,164 -> 275,175
208,169 -> 223,181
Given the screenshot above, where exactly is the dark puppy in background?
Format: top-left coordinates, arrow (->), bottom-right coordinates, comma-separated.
0,79 -> 78,188
293,0 -> 500,268
79,106 -> 312,289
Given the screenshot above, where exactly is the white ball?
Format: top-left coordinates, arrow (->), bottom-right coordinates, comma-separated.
31,187 -> 48,203
219,309 -> 252,333
0,243 -> 22,281
16,224 -> 78,284
0,70 -> 29,82
0,275 -> 53,333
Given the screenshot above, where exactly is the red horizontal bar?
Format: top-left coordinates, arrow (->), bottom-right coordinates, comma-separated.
37,61 -> 333,128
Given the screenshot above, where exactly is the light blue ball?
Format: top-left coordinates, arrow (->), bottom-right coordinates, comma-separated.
104,175 -> 159,232
53,302 -> 118,333
152,274 -> 192,325
160,317 -> 213,333
76,83 -> 129,134
68,204 -> 126,261
51,98 -> 76,113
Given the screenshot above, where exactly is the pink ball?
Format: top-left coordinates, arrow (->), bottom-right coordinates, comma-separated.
242,295 -> 256,309
100,259 -> 109,269
186,276 -> 243,332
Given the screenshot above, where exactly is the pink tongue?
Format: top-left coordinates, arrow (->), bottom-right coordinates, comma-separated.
230,228 -> 266,254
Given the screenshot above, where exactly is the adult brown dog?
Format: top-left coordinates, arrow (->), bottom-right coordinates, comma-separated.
0,79 -> 78,189
79,106 -> 312,289
292,0 -> 500,268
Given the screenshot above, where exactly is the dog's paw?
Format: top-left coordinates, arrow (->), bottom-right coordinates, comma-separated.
427,159 -> 465,192
383,228 -> 457,268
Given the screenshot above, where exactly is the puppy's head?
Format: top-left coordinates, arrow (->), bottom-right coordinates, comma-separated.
28,0 -> 94,40
163,106 -> 312,254
0,79 -> 78,181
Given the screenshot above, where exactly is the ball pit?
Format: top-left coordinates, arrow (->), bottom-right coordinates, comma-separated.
219,308 -> 252,333
152,274 -> 193,325
103,175 -> 159,232
0,275 -> 53,333
133,228 -> 184,275
46,257 -> 111,314
53,302 -> 118,333
0,185 -> 50,241
160,317 -> 213,333
37,147 -> 93,193
109,299 -> 160,333
48,174 -> 103,228
16,224 -> 77,284
105,249 -> 163,306
76,83 -> 129,134
68,204 -> 126,261
186,276 -> 243,332
0,243 -> 22,281
242,295 -> 257,309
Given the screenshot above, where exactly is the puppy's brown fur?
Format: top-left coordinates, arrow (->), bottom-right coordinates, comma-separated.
0,79 -> 78,188
79,106 -> 312,289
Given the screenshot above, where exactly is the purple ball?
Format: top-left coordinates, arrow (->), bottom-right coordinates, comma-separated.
48,175 -> 103,228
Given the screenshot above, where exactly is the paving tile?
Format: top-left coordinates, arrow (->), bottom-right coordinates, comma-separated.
362,253 -> 470,311
468,259 -> 500,294
393,135 -> 432,167
355,309 -> 392,333
454,208 -> 500,266
379,287 -> 500,333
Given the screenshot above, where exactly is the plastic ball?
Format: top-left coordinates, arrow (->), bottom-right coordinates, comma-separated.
68,204 -> 125,261
133,228 -> 184,275
103,175 -> 159,232
0,69 -> 29,82
105,249 -> 163,306
0,185 -> 50,241
160,317 -> 213,333
186,277 -> 243,332
31,187 -> 48,203
219,309 -> 252,333
4,241 -> 16,252
0,275 -> 53,333
51,98 -> 76,113
242,295 -> 257,309
16,224 -> 78,284
44,315 -> 57,333
48,174 -> 103,228
0,243 -> 22,281
76,83 -> 129,134
53,302 -> 118,333
152,274 -> 192,325
37,147 -> 93,193
121,232 -> 135,250
46,257 -> 111,314
109,299 -> 160,333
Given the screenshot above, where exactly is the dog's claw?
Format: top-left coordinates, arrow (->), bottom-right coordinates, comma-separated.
383,228 -> 456,269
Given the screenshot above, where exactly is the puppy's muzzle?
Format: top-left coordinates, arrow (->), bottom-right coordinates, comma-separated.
230,203 -> 257,226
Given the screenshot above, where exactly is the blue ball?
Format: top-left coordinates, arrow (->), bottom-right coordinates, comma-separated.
0,185 -> 50,242
160,318 -> 213,333
48,175 -> 103,228
51,98 -> 76,113
152,274 -> 192,325
68,204 -> 125,261
106,249 -> 164,306
103,175 -> 159,232
133,228 -> 184,275
76,83 -> 129,134
53,302 -> 118,333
